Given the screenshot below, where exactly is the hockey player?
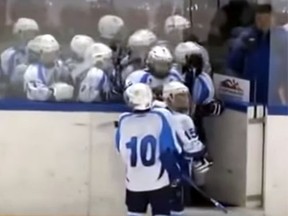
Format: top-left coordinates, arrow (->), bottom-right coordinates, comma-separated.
125,45 -> 183,97
174,41 -> 224,143
160,15 -> 191,51
121,29 -> 158,82
98,15 -> 127,66
162,81 -> 206,216
116,82 -> 182,216
66,35 -> 94,74
98,15 -> 128,97
174,41 -> 223,206
24,34 -> 74,102
71,42 -> 111,102
0,18 -> 39,96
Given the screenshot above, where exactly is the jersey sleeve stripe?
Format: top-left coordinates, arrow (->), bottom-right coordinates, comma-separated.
170,70 -> 184,82
151,110 -> 182,153
139,73 -> 150,83
194,77 -> 209,104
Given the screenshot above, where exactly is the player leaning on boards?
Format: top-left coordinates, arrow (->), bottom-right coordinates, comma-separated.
115,83 -> 183,216
161,81 -> 207,216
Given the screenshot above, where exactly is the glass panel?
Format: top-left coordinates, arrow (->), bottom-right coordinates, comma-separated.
268,0 -> 288,107
0,0 -> 261,104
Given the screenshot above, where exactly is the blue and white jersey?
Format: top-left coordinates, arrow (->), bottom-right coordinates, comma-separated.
115,108 -> 182,192
0,47 -> 28,84
120,55 -> 145,84
0,47 -> 28,78
193,72 -> 215,105
172,111 -> 204,159
23,61 -> 68,101
125,68 -> 184,89
152,101 -> 204,159
76,67 -> 110,102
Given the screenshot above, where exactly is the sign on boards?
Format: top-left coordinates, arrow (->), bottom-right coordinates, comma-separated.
213,73 -> 250,103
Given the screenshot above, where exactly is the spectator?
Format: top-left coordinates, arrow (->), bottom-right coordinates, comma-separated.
227,3 -> 287,104
208,0 -> 255,46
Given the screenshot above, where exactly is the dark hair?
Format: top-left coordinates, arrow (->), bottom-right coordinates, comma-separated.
255,4 -> 272,14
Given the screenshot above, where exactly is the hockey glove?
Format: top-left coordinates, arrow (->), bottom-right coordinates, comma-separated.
52,83 -> 74,101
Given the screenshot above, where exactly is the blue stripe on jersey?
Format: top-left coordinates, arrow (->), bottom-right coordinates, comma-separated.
169,70 -> 183,82
139,73 -> 150,83
37,64 -> 46,84
150,110 -> 177,153
8,51 -> 16,76
98,72 -> 106,90
157,164 -> 165,180
197,78 -> 209,104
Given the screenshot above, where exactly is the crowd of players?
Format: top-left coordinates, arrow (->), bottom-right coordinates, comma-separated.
0,14 -> 225,215
0,15 -> 217,105
117,81 -> 222,216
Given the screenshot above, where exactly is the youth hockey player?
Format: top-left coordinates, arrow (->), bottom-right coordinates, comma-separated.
98,15 -> 127,93
174,41 -> 224,142
125,45 -> 183,95
24,34 -> 74,101
174,41 -> 223,206
115,82 -> 182,216
0,18 -> 39,96
121,29 -> 158,82
160,15 -> 191,51
73,42 -> 111,102
162,81 -> 206,216
66,35 -> 94,74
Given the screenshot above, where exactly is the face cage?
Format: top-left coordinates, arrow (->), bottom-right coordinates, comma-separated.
148,60 -> 172,78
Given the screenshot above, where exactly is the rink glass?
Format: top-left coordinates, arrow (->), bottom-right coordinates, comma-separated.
0,0 -> 286,108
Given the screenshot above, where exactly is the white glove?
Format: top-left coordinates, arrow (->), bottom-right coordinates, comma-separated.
52,83 -> 74,101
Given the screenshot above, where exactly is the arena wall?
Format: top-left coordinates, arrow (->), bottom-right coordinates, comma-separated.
0,100 -> 286,216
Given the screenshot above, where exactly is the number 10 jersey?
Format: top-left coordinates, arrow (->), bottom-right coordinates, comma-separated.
116,108 -> 181,192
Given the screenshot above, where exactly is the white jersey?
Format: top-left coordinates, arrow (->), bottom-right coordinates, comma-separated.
152,102 -> 204,159
76,67 -> 110,102
23,62 -> 67,101
172,111 -> 204,158
125,68 -> 184,89
173,64 -> 215,105
0,47 -> 28,84
116,108 -> 182,192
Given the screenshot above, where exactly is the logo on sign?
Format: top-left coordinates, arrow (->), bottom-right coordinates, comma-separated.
213,73 -> 250,102
219,79 -> 244,97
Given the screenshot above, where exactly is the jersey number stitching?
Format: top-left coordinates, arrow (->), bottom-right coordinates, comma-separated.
126,135 -> 157,167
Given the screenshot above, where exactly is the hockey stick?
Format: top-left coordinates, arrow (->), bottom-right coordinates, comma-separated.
181,175 -> 228,214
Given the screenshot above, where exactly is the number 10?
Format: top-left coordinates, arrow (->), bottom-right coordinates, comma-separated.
126,135 -> 157,167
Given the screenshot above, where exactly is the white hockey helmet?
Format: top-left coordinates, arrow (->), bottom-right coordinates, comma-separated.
37,34 -> 60,63
98,15 -> 125,40
174,41 -> 202,65
163,81 -> 189,99
124,83 -> 153,111
128,29 -> 157,49
163,81 -> 190,113
175,41 -> 211,73
84,42 -> 113,70
27,35 -> 42,53
164,15 -> 190,35
146,45 -> 173,78
13,18 -> 39,43
70,35 -> 94,59
26,36 -> 42,63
